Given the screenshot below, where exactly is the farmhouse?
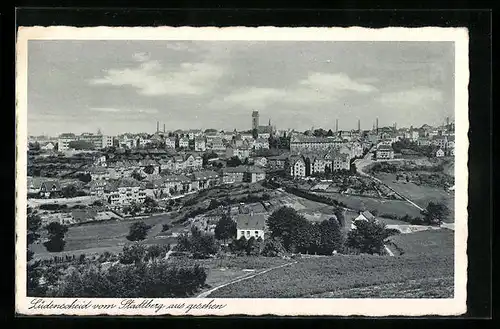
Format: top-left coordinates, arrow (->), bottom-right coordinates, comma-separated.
235,213 -> 267,240
351,211 -> 376,230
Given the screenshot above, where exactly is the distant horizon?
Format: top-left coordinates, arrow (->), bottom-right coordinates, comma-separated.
28,40 -> 454,136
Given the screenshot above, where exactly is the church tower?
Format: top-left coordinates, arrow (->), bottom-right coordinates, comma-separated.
252,111 -> 259,130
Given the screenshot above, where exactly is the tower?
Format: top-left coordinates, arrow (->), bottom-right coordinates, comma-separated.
163,124 -> 166,133
357,119 -> 361,132
156,121 -> 159,133
268,118 -> 271,126
376,118 -> 379,132
252,111 -> 259,130
335,119 -> 339,132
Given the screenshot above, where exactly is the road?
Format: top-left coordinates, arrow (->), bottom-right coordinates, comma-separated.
354,149 -> 424,212
196,261 -> 297,298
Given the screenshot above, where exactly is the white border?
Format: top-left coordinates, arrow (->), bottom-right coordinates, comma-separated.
15,26 -> 469,316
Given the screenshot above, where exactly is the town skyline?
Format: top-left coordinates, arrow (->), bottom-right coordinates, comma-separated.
28,40 -> 454,136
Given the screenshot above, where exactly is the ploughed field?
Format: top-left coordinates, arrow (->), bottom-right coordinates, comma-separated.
208,229 -> 454,298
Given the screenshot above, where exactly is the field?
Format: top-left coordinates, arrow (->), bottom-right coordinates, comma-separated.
30,213 -> 182,260
209,228 -> 454,298
315,192 -> 422,218
209,253 -> 453,298
375,172 -> 455,217
386,228 -> 454,256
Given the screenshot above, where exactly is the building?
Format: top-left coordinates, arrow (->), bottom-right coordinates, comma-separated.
290,134 -> 343,152
244,166 -> 266,183
351,211 -> 376,230
40,142 -> 55,151
435,148 -> 445,157
251,156 -> 268,167
39,180 -> 62,198
194,137 -> 206,152
221,165 -> 266,184
57,133 -> 77,151
87,166 -> 110,180
187,129 -> 203,140
108,178 -> 147,206
235,213 -> 266,240
226,145 -> 250,160
254,137 -> 270,150
179,137 -> 190,149
165,137 -> 176,149
252,111 -> 259,130
289,156 -> 306,178
192,170 -> 220,190
375,145 -> 395,160
79,133 -> 113,149
89,180 -> 107,196
267,154 -> 289,170
210,137 -> 226,152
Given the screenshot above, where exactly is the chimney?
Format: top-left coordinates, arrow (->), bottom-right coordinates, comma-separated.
446,117 -> 450,126
335,119 -> 339,132
156,121 -> 159,133
163,124 -> 166,133
357,119 -> 361,132
376,118 -> 379,132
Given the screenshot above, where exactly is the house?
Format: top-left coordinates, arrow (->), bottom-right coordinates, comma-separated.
226,145 -> 250,160
89,180 -> 107,196
87,166 -> 110,180
435,148 -> 445,157
39,180 -> 62,198
447,148 -> 455,156
351,211 -> 376,230
57,133 -> 77,151
183,153 -> 203,171
40,142 -> 55,151
179,137 -> 190,149
194,137 -> 206,152
210,137 -> 226,152
187,129 -> 203,140
375,145 -> 394,160
165,137 -> 177,149
254,137 -> 270,150
244,166 -> 266,183
221,166 -> 246,184
235,213 -> 267,240
290,134 -> 343,152
267,154 -> 289,170
161,174 -> 192,195
289,156 -> 306,178
251,156 -> 268,167
192,170 -> 220,190
108,178 -> 147,206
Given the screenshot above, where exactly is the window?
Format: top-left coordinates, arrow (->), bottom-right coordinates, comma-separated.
246,231 -> 250,235
255,231 -> 259,236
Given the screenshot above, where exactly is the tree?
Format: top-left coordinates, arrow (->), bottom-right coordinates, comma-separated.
27,207 -> 42,246
252,128 -> 258,139
326,129 -> 334,137
62,184 -> 79,198
77,173 -> 92,183
43,222 -> 69,252
346,219 -> 388,255
131,171 -> 145,181
162,223 -> 170,232
214,215 -> 237,244
421,202 -> 450,225
68,140 -> 95,150
120,243 -> 147,264
126,221 -> 151,241
261,237 -> 286,257
318,219 -> 344,255
333,207 -> 345,228
144,165 -> 155,175
267,207 -> 309,251
226,156 -> 242,167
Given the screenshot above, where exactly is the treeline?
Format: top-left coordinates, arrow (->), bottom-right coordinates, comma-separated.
381,201 -> 451,226
369,162 -> 444,174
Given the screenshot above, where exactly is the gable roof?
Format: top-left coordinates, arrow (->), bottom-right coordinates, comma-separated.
40,180 -> 61,191
359,211 -> 375,221
234,213 -> 267,230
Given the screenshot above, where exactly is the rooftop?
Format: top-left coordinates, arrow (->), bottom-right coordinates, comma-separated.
234,213 -> 267,230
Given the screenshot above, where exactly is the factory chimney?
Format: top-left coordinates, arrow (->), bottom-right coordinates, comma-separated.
335,119 -> 339,132
156,121 -> 159,133
163,124 -> 166,133
376,118 -> 379,133
357,119 -> 361,132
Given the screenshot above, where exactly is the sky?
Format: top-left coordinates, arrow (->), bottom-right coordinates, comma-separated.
27,40 -> 455,136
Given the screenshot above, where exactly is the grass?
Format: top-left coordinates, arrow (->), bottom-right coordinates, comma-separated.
375,172 -> 455,217
31,213 -> 179,259
387,228 -> 454,256
209,253 -> 454,298
316,192 -> 423,218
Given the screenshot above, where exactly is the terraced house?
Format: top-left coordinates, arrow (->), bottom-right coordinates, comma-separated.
108,178 -> 147,206
289,150 -> 350,178
290,134 -> 344,152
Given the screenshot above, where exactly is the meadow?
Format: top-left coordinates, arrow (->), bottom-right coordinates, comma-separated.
209,253 -> 453,298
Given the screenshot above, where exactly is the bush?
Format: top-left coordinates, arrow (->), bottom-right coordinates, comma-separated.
119,244 -> 147,264
161,224 -> 170,232
54,261 -> 207,297
126,221 -> 151,241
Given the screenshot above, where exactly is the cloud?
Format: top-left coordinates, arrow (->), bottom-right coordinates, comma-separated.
210,72 -> 377,109
89,60 -> 224,96
376,87 -> 443,108
300,73 -> 378,93
89,107 -> 159,114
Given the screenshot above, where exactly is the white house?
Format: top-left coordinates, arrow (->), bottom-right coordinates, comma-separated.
165,137 -> 176,149
289,157 -> 306,178
194,137 -> 206,152
436,148 -> 445,157
41,142 -> 55,151
254,137 -> 270,150
235,213 -> 266,240
179,137 -> 190,149
351,211 -> 376,230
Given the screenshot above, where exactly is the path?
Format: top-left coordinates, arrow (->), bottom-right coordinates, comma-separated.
196,261 -> 297,298
384,245 -> 395,256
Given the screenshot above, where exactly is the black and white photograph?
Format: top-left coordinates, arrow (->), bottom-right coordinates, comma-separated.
15,26 -> 469,316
